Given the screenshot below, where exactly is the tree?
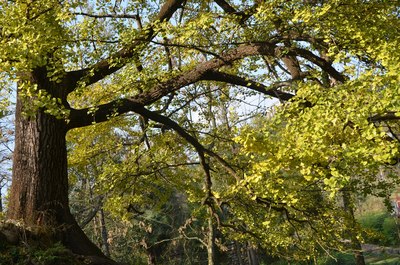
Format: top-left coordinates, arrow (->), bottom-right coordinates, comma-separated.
0,0 -> 399,263
1,0 -> 185,261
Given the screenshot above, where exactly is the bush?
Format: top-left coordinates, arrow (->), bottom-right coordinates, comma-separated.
382,217 -> 400,246
359,212 -> 400,246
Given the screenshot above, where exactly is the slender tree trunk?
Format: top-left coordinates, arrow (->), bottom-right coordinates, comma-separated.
234,242 -> 244,265
342,191 -> 366,265
207,207 -> 215,265
146,251 -> 156,265
100,208 -> 111,257
143,239 -> 156,265
7,78 -> 105,258
0,190 -> 2,213
247,245 -> 259,265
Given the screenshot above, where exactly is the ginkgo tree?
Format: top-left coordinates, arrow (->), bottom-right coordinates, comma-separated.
0,0 -> 399,263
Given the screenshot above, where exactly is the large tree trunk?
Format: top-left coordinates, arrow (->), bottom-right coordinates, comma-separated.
8,99 -> 69,225
7,76 -> 105,258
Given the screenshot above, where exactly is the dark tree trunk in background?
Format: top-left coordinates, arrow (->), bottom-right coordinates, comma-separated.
342,191 -> 366,265
247,245 -> 259,265
0,190 -> 3,213
100,208 -> 111,257
6,72 -> 105,258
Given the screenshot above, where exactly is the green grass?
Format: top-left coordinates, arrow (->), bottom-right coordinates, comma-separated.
367,257 -> 400,265
266,252 -> 400,265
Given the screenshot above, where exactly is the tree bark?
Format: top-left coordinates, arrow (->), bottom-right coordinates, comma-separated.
7,80 -> 105,258
207,207 -> 215,265
8,96 -> 69,225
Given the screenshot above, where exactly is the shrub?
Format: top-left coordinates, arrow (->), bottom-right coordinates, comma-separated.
382,217 -> 400,246
359,212 -> 399,246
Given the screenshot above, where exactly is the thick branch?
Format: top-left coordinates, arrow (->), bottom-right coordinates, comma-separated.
289,47 -> 346,83
214,0 -> 237,14
214,0 -> 258,24
273,18 -> 303,80
368,112 -> 400,122
64,0 -> 184,92
203,71 -> 295,101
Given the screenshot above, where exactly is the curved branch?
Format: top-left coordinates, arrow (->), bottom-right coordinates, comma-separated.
203,70 -> 295,101
131,105 -> 241,182
288,47 -> 346,83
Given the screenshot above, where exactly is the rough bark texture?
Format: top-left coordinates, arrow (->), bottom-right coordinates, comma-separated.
8,98 -> 69,225
7,80 -> 105,258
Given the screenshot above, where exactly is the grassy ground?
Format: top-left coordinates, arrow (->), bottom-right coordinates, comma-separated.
365,254 -> 400,265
